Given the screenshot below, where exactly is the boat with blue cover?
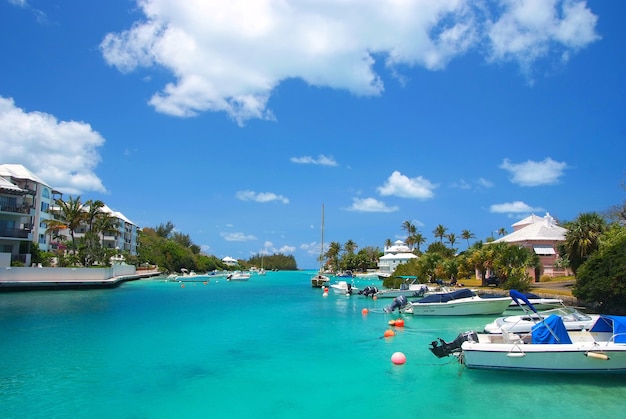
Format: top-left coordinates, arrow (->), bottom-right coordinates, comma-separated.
429,290 -> 626,373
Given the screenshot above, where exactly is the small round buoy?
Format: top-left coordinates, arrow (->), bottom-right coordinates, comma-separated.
383,329 -> 395,338
203,281 -> 208,285
373,296 -> 377,301
391,352 -> 406,365
324,287 -> 329,292
395,319 -> 405,327
180,284 -> 185,288
362,308 -> 369,315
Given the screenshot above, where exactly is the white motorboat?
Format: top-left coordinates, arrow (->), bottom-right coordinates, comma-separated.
329,280 -> 358,295
403,288 -> 512,316
374,276 -> 428,299
484,306 -> 599,334
227,271 -> 251,281
430,313 -> 626,373
168,269 -> 216,282
508,292 -> 563,310
430,291 -> 626,373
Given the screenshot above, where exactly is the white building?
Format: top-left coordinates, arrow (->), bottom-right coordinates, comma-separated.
222,256 -> 238,266
377,240 -> 418,276
0,164 -> 138,267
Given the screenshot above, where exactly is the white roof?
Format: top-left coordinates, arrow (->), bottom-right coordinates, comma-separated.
0,176 -> 24,193
379,252 -> 418,260
222,256 -> 237,262
0,164 -> 50,187
385,240 -> 412,254
493,213 -> 566,243
512,213 -> 544,229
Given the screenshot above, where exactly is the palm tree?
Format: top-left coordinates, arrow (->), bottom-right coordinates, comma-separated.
84,199 -> 105,231
384,238 -> 392,249
446,233 -> 458,249
497,227 -> 507,237
344,239 -> 357,254
413,233 -> 426,253
401,220 -> 417,250
461,229 -> 475,248
47,196 -> 87,255
562,212 -> 607,274
433,224 -> 448,243
93,212 -> 120,248
325,241 -> 342,272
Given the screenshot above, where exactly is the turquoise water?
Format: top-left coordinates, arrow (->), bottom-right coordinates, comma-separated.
1,270 -> 625,418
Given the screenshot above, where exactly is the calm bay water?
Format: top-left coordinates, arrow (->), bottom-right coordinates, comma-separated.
1,270 -> 625,418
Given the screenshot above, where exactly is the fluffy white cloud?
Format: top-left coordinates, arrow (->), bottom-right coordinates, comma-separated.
236,190 -> 289,204
377,171 -> 436,199
346,197 -> 398,213
100,0 -> 599,123
488,0 -> 599,74
490,201 -> 543,214
500,157 -> 567,186
290,155 -> 338,166
0,96 -> 106,194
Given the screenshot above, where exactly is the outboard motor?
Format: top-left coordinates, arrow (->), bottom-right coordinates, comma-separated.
359,286 -> 379,298
346,283 -> 353,295
384,295 -> 408,313
412,285 -> 427,298
429,331 -> 478,358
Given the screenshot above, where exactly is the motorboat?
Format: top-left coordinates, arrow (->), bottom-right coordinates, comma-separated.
329,280 -> 358,295
403,288 -> 512,316
430,315 -> 626,373
429,290 -> 626,373
508,292 -> 563,310
374,276 -> 428,299
484,306 -> 599,334
227,271 -> 251,281
167,269 -> 215,282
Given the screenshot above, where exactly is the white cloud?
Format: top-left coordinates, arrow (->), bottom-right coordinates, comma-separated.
377,171 -> 436,199
500,157 -> 567,186
100,0 -> 599,123
346,197 -> 398,213
220,232 -> 257,242
235,190 -> 289,204
290,155 -> 338,166
490,201 -> 543,214
487,0 -> 599,77
0,96 -> 106,194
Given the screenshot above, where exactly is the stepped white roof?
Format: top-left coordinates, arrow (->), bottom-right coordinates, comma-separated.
0,164 -> 50,187
493,213 -> 566,243
0,176 -> 24,193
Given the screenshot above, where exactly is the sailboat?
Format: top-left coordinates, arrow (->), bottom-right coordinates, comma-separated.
311,204 -> 330,288
259,255 -> 266,276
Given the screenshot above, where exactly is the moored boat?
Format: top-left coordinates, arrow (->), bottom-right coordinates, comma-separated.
429,291 -> 626,373
403,288 -> 512,316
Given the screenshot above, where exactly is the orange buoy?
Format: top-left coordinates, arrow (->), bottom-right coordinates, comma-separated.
391,352 -> 406,365
395,319 -> 405,327
362,308 -> 369,315
324,287 -> 329,292
383,329 -> 395,338
372,295 -> 377,301
180,284 -> 185,288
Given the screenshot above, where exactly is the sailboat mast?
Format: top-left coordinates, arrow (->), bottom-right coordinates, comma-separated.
319,204 -> 324,271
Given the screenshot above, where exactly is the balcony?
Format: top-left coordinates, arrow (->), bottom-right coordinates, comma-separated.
0,203 -> 33,214
0,227 -> 30,239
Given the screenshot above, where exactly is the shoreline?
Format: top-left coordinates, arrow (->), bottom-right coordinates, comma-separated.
0,268 -> 162,292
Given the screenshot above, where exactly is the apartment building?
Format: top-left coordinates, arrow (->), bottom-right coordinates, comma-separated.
0,164 -> 138,267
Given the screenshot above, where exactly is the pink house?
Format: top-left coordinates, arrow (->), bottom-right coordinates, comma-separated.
491,213 -> 571,280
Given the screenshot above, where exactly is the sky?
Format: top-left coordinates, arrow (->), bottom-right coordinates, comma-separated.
1,0 -> 624,269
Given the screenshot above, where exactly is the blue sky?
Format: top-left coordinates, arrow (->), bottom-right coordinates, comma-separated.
1,0 -> 624,269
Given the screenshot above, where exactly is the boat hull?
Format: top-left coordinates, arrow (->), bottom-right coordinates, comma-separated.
408,296 -> 512,316
311,275 -> 330,288
461,340 -> 626,373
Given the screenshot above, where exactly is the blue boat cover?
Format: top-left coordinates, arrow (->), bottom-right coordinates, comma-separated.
417,288 -> 475,304
510,289 -> 538,313
590,315 -> 626,344
531,314 -> 572,344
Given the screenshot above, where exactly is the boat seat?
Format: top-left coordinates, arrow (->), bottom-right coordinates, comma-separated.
502,331 -> 523,344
